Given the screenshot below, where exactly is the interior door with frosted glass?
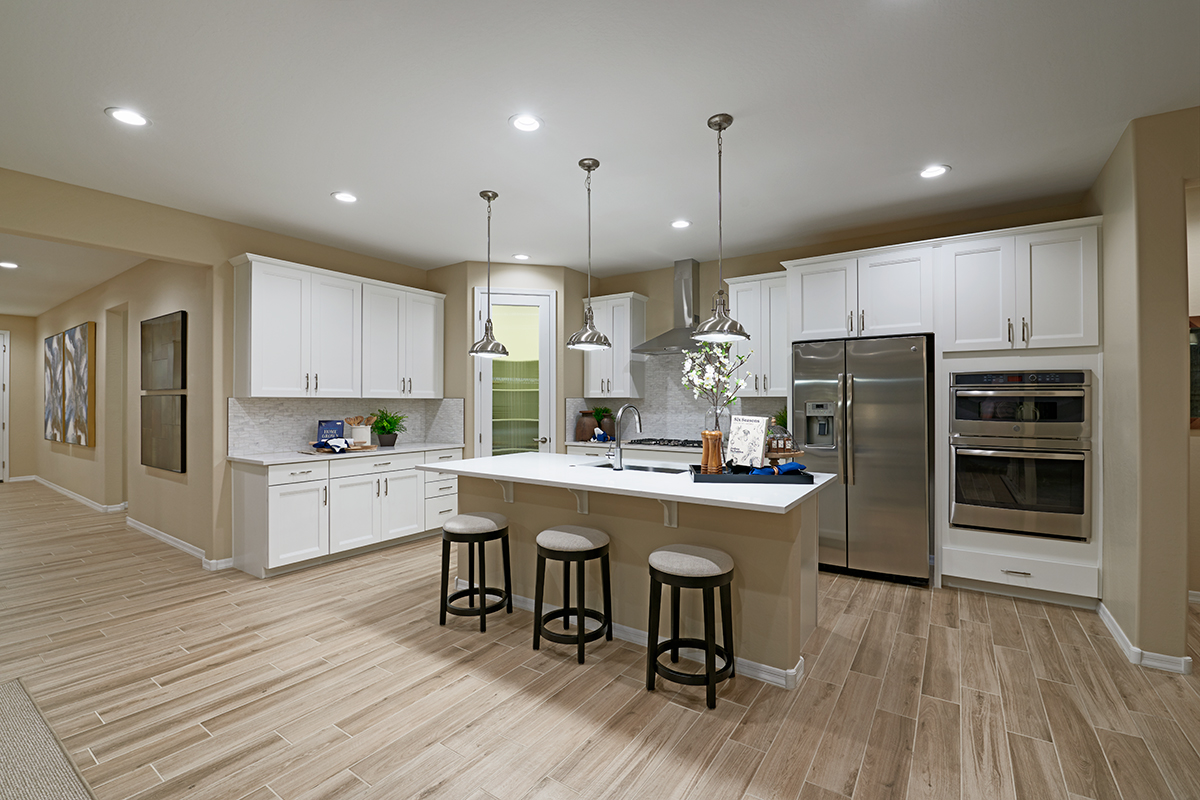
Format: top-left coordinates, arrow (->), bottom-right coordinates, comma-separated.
474,289 -> 556,457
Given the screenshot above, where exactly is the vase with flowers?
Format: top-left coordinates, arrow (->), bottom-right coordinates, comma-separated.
682,343 -> 751,470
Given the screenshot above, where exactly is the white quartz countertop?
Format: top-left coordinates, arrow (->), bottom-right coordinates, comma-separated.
227,442 -> 465,467
417,452 -> 834,514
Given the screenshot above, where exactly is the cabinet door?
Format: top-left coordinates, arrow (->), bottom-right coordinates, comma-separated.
1016,226 -> 1099,349
362,284 -> 406,398
934,237 -> 1016,352
328,473 -> 380,553
762,278 -> 789,397
406,293 -> 444,398
727,282 -> 763,395
381,469 -> 424,539
250,264 -> 310,397
310,273 -> 362,397
583,299 -> 612,396
858,247 -> 933,337
606,299 -> 632,396
787,259 -> 857,341
267,480 -> 328,566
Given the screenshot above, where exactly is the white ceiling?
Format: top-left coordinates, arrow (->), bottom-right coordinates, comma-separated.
0,0 -> 1197,292
0,233 -> 145,316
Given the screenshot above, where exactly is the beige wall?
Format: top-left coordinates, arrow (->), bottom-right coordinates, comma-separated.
1186,184 -> 1200,317
1086,107 -> 1199,656
0,314 -> 37,478
1187,185 -> 1200,595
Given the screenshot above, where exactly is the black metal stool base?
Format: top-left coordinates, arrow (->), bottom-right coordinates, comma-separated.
439,524 -> 512,633
445,586 -> 510,618
650,637 -> 734,686
537,607 -> 609,646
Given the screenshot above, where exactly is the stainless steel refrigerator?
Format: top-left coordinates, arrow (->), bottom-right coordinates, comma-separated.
792,336 -> 932,580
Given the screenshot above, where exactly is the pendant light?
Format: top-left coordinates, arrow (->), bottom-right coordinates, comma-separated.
469,190 -> 509,359
692,113 -> 749,344
567,158 -> 612,351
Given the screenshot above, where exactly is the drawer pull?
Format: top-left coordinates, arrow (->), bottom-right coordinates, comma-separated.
374,462 -> 392,467
290,470 -> 313,476
1001,569 -> 1032,577
438,455 -> 453,460
438,485 -> 453,492
438,508 -> 453,514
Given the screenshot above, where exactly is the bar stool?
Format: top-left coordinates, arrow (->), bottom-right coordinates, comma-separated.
439,512 -> 512,632
646,544 -> 735,709
533,525 -> 613,664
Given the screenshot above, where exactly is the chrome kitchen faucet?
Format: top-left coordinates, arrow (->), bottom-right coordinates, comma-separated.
611,404 -> 642,470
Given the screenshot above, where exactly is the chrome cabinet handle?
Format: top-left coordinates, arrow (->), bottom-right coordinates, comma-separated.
1007,319 -> 1013,344
323,486 -> 327,505
314,373 -> 319,391
437,485 -> 453,492
408,377 -> 412,393
376,478 -> 380,497
438,454 -> 453,460
289,470 -> 312,476
306,373 -> 310,392
384,478 -> 388,496
848,312 -> 853,333
1001,569 -> 1032,577
438,508 -> 453,514
845,372 -> 855,486
374,462 -> 392,466
607,378 -> 611,393
859,310 -> 865,331
764,374 -> 768,391
1022,317 -> 1028,344
755,374 -> 760,391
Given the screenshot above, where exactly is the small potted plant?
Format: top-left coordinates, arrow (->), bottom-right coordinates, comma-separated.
592,405 -> 614,439
372,408 -> 407,447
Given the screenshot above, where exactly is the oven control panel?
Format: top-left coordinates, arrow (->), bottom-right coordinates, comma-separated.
952,371 -> 1089,386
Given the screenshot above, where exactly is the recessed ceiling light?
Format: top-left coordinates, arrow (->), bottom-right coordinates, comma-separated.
104,107 -> 149,126
512,254 -> 530,260
0,262 -> 17,269
671,220 -> 691,229
920,164 -> 951,178
331,191 -> 357,203
509,114 -> 542,132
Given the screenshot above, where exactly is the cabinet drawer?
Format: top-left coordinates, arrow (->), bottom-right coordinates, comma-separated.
567,445 -> 609,458
425,476 -> 458,499
425,496 -> 459,530
942,546 -> 1099,598
425,448 -> 463,464
330,452 -> 423,478
268,461 -> 329,486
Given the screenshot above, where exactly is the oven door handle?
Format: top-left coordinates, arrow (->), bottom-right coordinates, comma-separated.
955,448 -> 1086,461
953,389 -> 1086,398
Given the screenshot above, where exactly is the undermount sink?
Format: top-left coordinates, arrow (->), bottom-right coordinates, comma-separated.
584,462 -> 689,474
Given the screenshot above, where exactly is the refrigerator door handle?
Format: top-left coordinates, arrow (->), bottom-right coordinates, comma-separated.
836,372 -> 847,484
845,372 -> 855,485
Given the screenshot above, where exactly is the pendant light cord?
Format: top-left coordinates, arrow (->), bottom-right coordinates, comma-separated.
486,197 -> 493,320
586,170 -> 593,305
717,126 -> 724,290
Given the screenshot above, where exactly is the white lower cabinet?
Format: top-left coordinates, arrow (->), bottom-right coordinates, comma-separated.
233,447 -> 461,577
941,546 -> 1099,598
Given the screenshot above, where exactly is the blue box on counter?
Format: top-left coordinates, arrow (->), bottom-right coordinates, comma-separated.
317,419 -> 344,442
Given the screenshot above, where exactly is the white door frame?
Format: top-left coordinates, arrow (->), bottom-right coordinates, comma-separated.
473,288 -> 557,458
0,330 -> 8,481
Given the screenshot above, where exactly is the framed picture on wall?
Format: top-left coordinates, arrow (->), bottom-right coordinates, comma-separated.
141,394 -> 186,473
44,332 -> 64,442
64,321 -> 96,446
141,311 -> 187,391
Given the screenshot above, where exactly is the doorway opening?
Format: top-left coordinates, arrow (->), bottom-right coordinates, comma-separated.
104,304 -> 128,508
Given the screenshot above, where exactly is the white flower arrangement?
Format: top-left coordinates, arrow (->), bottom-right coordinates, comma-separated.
681,342 -> 752,412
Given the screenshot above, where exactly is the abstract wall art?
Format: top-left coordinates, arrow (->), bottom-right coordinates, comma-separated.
141,394 -> 186,473
44,332 -> 64,442
64,322 -> 96,445
141,311 -> 186,391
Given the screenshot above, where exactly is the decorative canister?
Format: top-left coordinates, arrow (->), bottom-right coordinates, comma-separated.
575,410 -> 598,441
348,425 -> 371,444
598,414 -> 615,440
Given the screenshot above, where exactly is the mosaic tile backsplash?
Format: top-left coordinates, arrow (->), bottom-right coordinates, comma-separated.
565,354 -> 788,441
228,397 -> 464,456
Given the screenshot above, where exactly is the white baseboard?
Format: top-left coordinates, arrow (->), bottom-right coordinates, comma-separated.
18,475 -> 127,513
204,558 -> 235,572
126,517 -> 230,571
1098,601 -> 1193,675
455,578 -> 804,689
1190,591 -> 1200,605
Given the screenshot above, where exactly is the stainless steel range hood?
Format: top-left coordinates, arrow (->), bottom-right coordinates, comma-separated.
631,259 -> 700,355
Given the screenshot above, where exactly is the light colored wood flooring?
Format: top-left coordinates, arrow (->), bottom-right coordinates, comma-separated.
3,479 -> 1200,800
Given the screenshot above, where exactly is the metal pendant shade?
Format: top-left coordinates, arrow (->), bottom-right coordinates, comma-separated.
469,190 -> 509,359
567,157 -> 612,351
693,113 -> 749,344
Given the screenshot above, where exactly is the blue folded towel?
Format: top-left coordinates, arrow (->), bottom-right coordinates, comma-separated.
750,462 -> 805,476
316,437 -> 350,453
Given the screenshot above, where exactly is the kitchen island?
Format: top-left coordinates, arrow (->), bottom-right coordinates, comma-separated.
418,452 -> 834,687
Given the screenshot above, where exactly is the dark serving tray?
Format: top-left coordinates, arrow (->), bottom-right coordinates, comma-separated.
689,465 -> 814,484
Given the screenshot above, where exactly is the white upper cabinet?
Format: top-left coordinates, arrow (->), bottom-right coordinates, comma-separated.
726,275 -> 788,397
362,285 -> 445,398
234,254 -> 444,398
583,293 -> 646,398
936,224 -> 1098,351
784,248 -> 933,342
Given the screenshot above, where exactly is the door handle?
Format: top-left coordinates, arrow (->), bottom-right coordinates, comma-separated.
1007,319 -> 1013,345
1022,317 -> 1028,344
836,373 -> 847,485
532,437 -> 549,444
845,372 -> 855,486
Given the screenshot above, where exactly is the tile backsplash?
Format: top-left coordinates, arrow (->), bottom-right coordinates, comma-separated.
228,397 -> 464,456
565,354 -> 787,441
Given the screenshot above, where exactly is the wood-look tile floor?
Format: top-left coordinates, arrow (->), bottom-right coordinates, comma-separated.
3,480 -> 1200,800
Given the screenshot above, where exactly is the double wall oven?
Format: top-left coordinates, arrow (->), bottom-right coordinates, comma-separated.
950,371 -> 1092,541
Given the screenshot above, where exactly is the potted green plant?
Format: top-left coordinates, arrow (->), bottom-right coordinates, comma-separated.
371,408 -> 407,447
591,405 -> 615,439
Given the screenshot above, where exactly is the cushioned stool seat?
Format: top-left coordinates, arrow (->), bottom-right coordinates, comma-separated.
439,512 -> 512,632
646,544 -> 735,709
533,525 -> 613,664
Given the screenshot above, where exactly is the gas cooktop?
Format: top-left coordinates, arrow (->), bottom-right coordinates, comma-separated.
626,438 -> 704,448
